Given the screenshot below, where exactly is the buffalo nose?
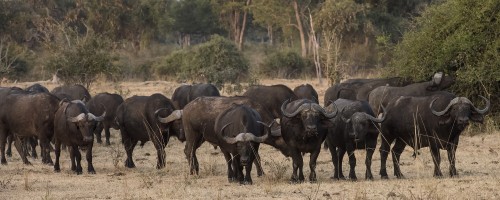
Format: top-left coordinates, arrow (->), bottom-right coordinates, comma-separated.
241,159 -> 249,166
458,118 -> 469,125
306,125 -> 317,131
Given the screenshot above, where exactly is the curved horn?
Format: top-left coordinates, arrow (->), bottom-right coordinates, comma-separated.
250,132 -> 269,143
340,108 -> 350,123
223,132 -> 269,144
312,103 -> 338,119
365,105 -> 386,123
462,96 -> 490,115
158,110 -> 183,123
68,113 -> 86,122
281,99 -> 307,118
430,97 -> 460,116
257,121 -> 281,136
88,112 -> 106,121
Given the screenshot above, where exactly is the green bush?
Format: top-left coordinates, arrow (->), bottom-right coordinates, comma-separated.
47,34 -> 120,88
155,35 -> 249,86
259,50 -> 314,79
388,0 -> 500,118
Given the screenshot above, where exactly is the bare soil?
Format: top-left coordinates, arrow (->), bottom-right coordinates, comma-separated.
1,79 -> 499,200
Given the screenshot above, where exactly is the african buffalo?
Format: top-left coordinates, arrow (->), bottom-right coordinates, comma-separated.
214,104 -> 271,184
51,84 -> 91,101
171,83 -> 220,109
181,96 -> 288,176
0,92 -> 60,165
243,84 -> 297,118
86,92 -> 124,145
379,92 -> 489,178
293,84 -> 319,104
324,77 -> 410,106
53,100 -> 105,174
325,99 -> 385,180
115,94 -> 183,169
368,72 -> 455,115
280,99 -> 337,183
25,83 -> 49,93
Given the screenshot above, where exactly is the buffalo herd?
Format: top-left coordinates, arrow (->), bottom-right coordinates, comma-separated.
0,75 -> 491,184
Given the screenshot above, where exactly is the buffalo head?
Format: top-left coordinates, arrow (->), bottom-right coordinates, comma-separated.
155,109 -> 185,141
219,123 -> 268,166
67,108 -> 106,142
281,99 -> 338,137
430,95 -> 490,129
428,72 -> 455,91
341,106 -> 385,142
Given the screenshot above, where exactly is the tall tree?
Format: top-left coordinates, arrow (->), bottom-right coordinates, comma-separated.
212,0 -> 252,51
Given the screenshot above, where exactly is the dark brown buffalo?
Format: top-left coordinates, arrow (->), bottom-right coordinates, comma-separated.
325,99 -> 385,180
181,96 -> 288,176
51,84 -> 91,102
115,94 -> 183,169
243,84 -> 298,118
324,77 -> 410,106
86,92 -> 124,145
53,100 -> 105,174
171,83 -> 220,109
293,84 -> 318,104
379,92 -> 489,178
0,92 -> 60,165
26,83 -> 49,93
280,99 -> 337,183
369,72 -> 455,115
214,104 -> 270,184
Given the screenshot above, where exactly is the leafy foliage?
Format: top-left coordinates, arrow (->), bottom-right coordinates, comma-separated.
156,35 -> 249,86
388,0 -> 500,115
259,50 -> 314,79
47,33 -> 119,88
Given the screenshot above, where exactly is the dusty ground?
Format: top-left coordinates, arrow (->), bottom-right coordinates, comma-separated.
0,79 -> 499,200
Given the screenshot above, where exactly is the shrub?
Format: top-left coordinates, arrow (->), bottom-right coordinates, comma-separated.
388,0 -> 500,119
47,33 -> 120,88
155,35 -> 249,86
259,50 -> 314,79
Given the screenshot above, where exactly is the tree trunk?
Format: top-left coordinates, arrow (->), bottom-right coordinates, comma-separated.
293,0 -> 307,57
237,0 -> 251,51
267,24 -> 273,45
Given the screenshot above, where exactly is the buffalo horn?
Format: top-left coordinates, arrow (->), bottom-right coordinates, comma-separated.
281,99 -> 308,118
365,105 -> 386,123
312,103 -> 338,119
340,108 -> 351,123
430,97 -> 461,116
158,110 -> 183,123
223,132 -> 269,144
461,96 -> 490,115
257,121 -> 281,136
68,113 -> 86,122
89,112 -> 106,121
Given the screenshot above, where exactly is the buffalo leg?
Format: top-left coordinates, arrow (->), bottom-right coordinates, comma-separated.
252,147 -> 264,177
6,135 -> 12,157
73,146 -> 83,175
222,151 -> 236,182
54,139 -> 61,172
152,139 -> 166,169
123,137 -> 138,168
391,139 -> 406,179
103,123 -> 112,146
346,145 -> 357,181
14,136 -> 31,165
94,122 -> 104,144
29,137 -> 38,159
69,146 -> 76,171
365,143 -> 376,180
447,138 -> 459,177
86,143 -> 95,174
0,131 -> 8,164
243,157 -> 254,185
379,137 -> 393,179
430,144 -> 443,177
309,148 -> 320,183
39,136 -> 53,165
337,148 -> 347,180
328,145 -> 342,180
234,156 -> 244,183
289,148 -> 304,183
184,136 -> 202,175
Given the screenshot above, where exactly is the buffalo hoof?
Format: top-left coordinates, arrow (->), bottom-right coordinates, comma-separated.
365,175 -> 374,181
396,174 -> 406,179
105,141 -> 111,146
76,171 -> 83,175
88,170 -> 96,174
257,170 -> 264,177
23,161 -> 32,165
6,151 -> 12,157
330,175 -> 346,180
1,159 -> 7,165
241,181 -> 253,185
228,177 -> 238,183
54,168 -> 61,173
289,177 -> 304,184
349,176 -> 358,181
124,159 -> 135,168
381,175 -> 389,180
31,154 -> 38,159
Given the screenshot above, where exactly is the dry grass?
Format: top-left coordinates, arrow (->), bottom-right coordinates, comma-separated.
0,79 -> 499,199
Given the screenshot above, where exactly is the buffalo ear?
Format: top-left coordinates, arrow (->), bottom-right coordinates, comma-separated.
470,112 -> 484,123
